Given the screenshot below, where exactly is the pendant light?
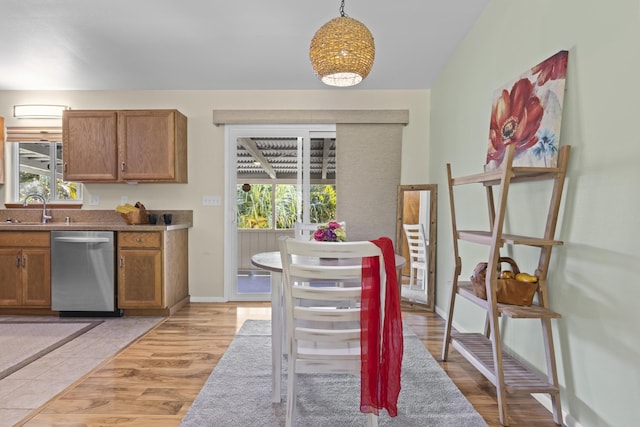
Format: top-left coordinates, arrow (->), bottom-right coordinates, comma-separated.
309,0 -> 375,87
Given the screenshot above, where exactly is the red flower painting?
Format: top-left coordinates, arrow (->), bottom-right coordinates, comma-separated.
531,50 -> 568,86
487,78 -> 543,164
485,50 -> 568,171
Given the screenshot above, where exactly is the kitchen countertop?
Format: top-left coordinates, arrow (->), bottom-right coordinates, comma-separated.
0,222 -> 191,231
0,209 -> 193,232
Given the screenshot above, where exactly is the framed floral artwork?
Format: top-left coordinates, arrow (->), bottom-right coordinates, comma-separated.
485,50 -> 568,171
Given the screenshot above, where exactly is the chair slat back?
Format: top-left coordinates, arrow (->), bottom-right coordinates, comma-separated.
279,237 -> 385,427
403,223 -> 428,263
279,238 -> 385,350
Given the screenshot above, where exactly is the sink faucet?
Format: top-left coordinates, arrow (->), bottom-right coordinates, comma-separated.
23,194 -> 52,223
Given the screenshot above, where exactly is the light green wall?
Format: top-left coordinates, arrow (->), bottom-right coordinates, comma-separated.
430,1 -> 640,426
0,89 -> 430,300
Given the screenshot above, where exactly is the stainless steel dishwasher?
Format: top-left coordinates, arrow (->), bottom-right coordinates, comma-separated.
51,231 -> 121,316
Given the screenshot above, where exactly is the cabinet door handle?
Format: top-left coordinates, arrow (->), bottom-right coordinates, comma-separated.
64,163 -> 68,172
121,162 -> 125,172
119,256 -> 124,268
135,237 -> 141,243
22,256 -> 26,268
15,255 -> 20,268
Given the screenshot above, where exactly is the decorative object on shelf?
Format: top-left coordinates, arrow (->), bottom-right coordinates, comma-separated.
309,0 -> 375,87
13,105 -> 69,119
313,221 -> 346,242
470,257 -> 538,306
241,183 -> 251,192
486,50 -> 568,171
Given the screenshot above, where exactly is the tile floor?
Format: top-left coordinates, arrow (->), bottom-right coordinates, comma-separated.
0,315 -> 162,427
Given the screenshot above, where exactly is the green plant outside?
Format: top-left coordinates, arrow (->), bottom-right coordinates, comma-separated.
236,184 -> 273,229
19,173 -> 80,202
237,184 -> 336,229
309,184 -> 336,224
18,142 -> 81,203
275,184 -> 297,229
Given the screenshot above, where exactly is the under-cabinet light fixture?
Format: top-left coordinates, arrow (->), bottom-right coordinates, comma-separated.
13,104 -> 69,119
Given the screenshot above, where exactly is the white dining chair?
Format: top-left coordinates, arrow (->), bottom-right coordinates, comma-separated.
402,223 -> 428,291
279,237 -> 399,427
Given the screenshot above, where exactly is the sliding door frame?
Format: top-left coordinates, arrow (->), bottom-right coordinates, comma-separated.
224,124 -> 336,301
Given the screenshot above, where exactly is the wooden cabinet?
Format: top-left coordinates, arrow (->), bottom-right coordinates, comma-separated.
441,144 -> 570,426
63,109 -> 187,183
117,229 -> 189,313
118,231 -> 162,308
0,232 -> 51,307
63,110 -> 119,181
0,116 -> 5,184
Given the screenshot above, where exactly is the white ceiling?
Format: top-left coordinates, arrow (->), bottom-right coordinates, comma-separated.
0,0 -> 488,90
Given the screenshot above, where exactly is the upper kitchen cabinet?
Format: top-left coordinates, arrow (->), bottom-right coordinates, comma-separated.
118,110 -> 187,182
63,110 -> 119,181
62,109 -> 187,183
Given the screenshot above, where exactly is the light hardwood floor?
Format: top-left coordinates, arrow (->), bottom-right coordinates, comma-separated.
18,302 -> 560,426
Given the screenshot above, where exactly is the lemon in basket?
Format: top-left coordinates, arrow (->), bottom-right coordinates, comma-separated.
515,273 -> 538,283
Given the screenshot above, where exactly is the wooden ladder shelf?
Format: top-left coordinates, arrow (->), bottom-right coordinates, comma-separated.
441,144 -> 570,425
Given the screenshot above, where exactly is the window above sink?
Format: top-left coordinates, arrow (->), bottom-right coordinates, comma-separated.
6,127 -> 83,206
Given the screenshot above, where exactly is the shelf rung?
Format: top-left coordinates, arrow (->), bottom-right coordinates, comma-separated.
450,165 -> 563,187
451,169 -> 507,186
457,230 -> 563,247
456,282 -> 490,310
451,332 -> 560,394
457,282 -> 561,319
498,303 -> 561,319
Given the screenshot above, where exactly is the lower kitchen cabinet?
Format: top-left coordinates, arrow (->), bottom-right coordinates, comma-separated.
0,232 -> 51,307
117,229 -> 189,313
118,231 -> 162,308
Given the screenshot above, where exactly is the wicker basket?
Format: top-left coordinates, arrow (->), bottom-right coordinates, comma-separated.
120,209 -> 149,225
470,257 -> 538,306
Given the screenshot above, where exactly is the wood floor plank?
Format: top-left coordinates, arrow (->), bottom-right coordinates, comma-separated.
18,302 -> 560,426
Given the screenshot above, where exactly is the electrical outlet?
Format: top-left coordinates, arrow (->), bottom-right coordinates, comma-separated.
121,196 -> 128,205
203,195 -> 221,206
89,195 -> 100,206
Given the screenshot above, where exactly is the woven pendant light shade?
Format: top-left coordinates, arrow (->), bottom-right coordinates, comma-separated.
309,16 -> 375,87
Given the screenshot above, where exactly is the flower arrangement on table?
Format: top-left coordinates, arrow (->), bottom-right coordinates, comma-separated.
313,221 -> 346,242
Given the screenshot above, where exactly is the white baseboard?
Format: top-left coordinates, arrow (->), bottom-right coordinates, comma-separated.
531,394 -> 582,427
435,304 -> 448,319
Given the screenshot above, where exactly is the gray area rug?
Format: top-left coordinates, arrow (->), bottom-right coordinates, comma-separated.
0,320 -> 102,380
181,319 -> 487,426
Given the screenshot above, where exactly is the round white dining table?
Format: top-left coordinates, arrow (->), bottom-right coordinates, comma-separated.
251,251 -> 406,403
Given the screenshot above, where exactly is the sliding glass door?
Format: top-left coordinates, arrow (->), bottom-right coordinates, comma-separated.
225,125 -> 336,301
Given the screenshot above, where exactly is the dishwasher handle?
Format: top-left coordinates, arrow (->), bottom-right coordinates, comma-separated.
53,236 -> 112,244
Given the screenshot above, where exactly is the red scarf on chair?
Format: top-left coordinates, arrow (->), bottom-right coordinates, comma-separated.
360,237 -> 404,417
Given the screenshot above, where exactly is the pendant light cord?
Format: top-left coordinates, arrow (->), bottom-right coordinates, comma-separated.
339,0 -> 347,17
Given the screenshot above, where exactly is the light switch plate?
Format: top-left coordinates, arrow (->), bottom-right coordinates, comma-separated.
89,195 -> 100,206
203,195 -> 221,206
